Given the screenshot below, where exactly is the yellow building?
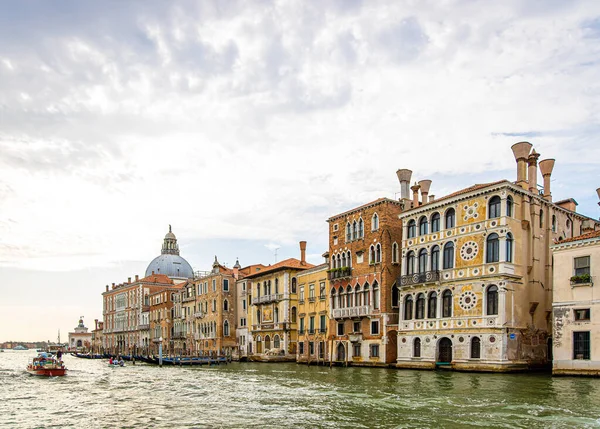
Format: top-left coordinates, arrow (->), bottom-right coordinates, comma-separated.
296,260 -> 329,364
248,242 -> 313,360
396,142 -> 599,371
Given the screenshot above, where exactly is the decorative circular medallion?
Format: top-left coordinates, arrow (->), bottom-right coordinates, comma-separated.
425,337 -> 431,343
488,319 -> 495,325
491,221 -> 497,227
458,336 -> 464,342
402,338 -> 406,343
460,241 -> 479,261
442,322 -> 447,327
463,203 -> 480,221
473,268 -> 479,275
447,231 -> 452,237
432,234 -> 437,240
489,267 -> 495,273
489,336 -> 496,343
459,291 -> 477,310
429,321 -> 434,327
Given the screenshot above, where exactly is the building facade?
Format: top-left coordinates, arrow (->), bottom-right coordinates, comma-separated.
68,317 -> 92,351
327,198 -> 403,366
396,142 -> 597,371
552,226 -> 600,376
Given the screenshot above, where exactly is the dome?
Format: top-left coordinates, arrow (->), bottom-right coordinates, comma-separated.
145,253 -> 194,279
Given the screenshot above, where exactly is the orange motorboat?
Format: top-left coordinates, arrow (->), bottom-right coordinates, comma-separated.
26,353 -> 67,377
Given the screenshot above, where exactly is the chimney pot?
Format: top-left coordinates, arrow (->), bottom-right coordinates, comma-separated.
539,159 -> 555,201
105,285 -> 109,292
429,195 -> 435,203
511,141 -> 533,189
396,169 -> 413,200
135,275 -> 139,282
527,149 -> 540,194
128,277 -> 131,284
411,182 -> 421,208
596,187 -> 600,203
418,180 -> 432,204
300,241 -> 307,265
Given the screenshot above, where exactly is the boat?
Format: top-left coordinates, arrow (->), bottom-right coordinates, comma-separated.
71,352 -> 103,359
26,353 -> 67,377
14,345 -> 28,351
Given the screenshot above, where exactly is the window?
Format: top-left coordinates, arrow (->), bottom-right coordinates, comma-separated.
291,277 -> 297,293
223,279 -> 229,292
488,196 -> 501,219
320,315 -> 326,332
346,285 -> 352,307
392,285 -> 399,308
431,212 -> 440,233
552,215 -> 556,232
445,208 -> 455,229
486,285 -> 498,315
486,233 -> 500,263
415,294 -> 425,319
506,233 -> 513,262
274,335 -> 280,349
309,316 -> 315,334
223,299 -> 229,311
363,283 -> 370,306
373,282 -> 380,309
291,307 -> 297,323
299,341 -> 305,355
407,220 -> 416,238
300,286 -> 305,302
392,242 -> 399,263
369,246 -> 375,264
372,213 -> 379,231
573,331 -> 590,360
212,299 -> 216,312
333,223 -> 339,232
337,323 -> 344,336
275,278 -> 279,294
375,243 -> 381,263
574,256 -> 591,276
352,220 -> 358,240
419,216 -> 428,236
212,279 -> 216,291
223,320 -> 230,336
471,337 -> 481,359
443,242 -> 454,269
431,245 -> 440,271
353,321 -> 360,332
442,290 -> 452,318
413,338 -> 421,357
574,309 -> 590,321
299,317 -> 305,334
406,251 -> 415,275
418,249 -> 427,274
506,196 -> 513,217
309,284 -> 315,299
371,320 -> 380,335
353,343 -> 361,357
370,344 -> 379,358
358,218 -> 364,238
539,209 -> 544,228
346,222 -> 351,242
404,295 -> 413,320
309,341 -> 315,355
428,292 -> 437,318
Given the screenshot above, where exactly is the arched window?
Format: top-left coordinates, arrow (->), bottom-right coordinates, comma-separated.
358,218 -> 364,238
224,320 -> 230,336
431,245 -> 440,271
428,292 -> 437,318
338,286 -> 344,308
352,220 -> 358,240
224,299 -> 229,311
414,338 -> 421,357
372,213 -> 379,231
552,215 -> 556,232
419,216 -> 428,235
392,242 -> 399,263
486,233 -> 499,263
291,277 -> 297,293
415,293 -> 425,319
347,251 -> 352,268
506,233 -> 513,263
471,337 -> 481,359
418,249 -> 428,274
392,285 -> 399,308
404,295 -> 413,320
257,309 -> 261,324
443,242 -> 454,269
406,251 -> 415,275
346,285 -> 353,308
337,254 -> 341,269
354,285 -> 362,306
488,196 -> 501,219
431,212 -> 440,233
445,208 -> 455,229
407,219 -> 416,238
341,252 -> 347,267
373,282 -> 380,309
363,283 -> 370,306
506,196 -> 513,217
275,278 -> 279,294
539,209 -> 544,228
442,290 -> 452,318
264,282 -> 268,296
274,335 -> 281,349
346,222 -> 351,241
375,243 -> 381,263
369,245 -> 376,264
486,285 -> 498,315
331,256 -> 336,270
292,306 -> 297,323
265,335 -> 271,350
330,289 -> 336,310
274,307 -> 279,323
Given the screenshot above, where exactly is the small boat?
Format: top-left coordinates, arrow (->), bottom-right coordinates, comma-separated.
26,353 -> 67,377
14,345 -> 28,351
108,358 -> 125,367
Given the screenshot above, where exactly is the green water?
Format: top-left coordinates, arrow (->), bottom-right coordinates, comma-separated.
1,351 -> 599,428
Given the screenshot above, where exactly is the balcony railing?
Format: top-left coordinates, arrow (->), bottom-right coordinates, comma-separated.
194,311 -> 204,319
399,270 -> 440,287
332,305 -> 372,319
138,323 -> 150,330
328,267 -> 352,281
182,296 -> 195,303
308,297 -> 316,302
172,333 -> 186,339
252,294 -> 284,305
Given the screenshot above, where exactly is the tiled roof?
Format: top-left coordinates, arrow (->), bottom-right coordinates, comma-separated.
138,273 -> 174,284
328,197 -> 401,221
425,180 -> 510,206
244,258 -> 314,279
559,230 -> 600,244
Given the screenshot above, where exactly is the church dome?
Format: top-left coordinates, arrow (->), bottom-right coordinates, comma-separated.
145,226 -> 194,279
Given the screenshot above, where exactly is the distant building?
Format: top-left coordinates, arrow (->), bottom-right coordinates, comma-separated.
552,220 -> 600,376
68,317 -> 92,351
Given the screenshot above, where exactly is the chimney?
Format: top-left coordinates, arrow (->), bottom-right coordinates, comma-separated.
429,195 -> 435,203
112,282 -> 115,290
418,180 -> 432,204
411,182 -> 421,208
94,319 -> 98,330
596,187 -> 600,206
511,142 -> 533,189
396,169 -> 413,200
152,270 -> 155,275
539,159 -> 555,201
299,241 -> 307,265
582,219 -> 595,233
135,274 -> 139,282
527,149 -> 540,194
105,285 -> 109,292
128,277 -> 131,284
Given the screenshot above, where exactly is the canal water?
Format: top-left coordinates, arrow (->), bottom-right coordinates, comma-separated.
1,350 -> 599,428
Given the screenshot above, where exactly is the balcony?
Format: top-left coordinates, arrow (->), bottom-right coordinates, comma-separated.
138,323 -> 150,330
332,305 -> 372,319
308,297 -> 316,303
328,267 -> 352,281
182,296 -> 195,303
194,311 -> 205,319
252,294 -> 284,305
399,270 -> 440,288
172,333 -> 186,339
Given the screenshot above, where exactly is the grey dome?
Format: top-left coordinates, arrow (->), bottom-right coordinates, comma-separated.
145,253 -> 194,279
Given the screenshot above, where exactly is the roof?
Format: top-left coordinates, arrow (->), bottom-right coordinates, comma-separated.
427,180 -> 509,206
328,198 -> 402,222
558,230 -> 600,244
244,258 -> 315,279
138,273 -> 174,284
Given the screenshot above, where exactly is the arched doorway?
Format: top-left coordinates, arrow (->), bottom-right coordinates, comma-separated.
265,335 -> 271,351
256,336 -> 262,354
337,342 -> 345,361
386,330 -> 398,363
438,338 -> 452,363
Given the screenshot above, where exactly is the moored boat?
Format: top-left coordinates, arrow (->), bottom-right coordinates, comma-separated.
26,353 -> 67,377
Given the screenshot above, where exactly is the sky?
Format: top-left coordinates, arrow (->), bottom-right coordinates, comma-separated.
1,0 -> 599,342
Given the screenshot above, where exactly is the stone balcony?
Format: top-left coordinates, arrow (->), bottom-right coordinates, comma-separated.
399,271 -> 440,288
328,267 -> 352,281
332,305 -> 372,319
252,293 -> 284,305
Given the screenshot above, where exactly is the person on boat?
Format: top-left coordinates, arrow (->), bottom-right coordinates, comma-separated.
56,349 -> 63,360
109,357 -> 114,365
